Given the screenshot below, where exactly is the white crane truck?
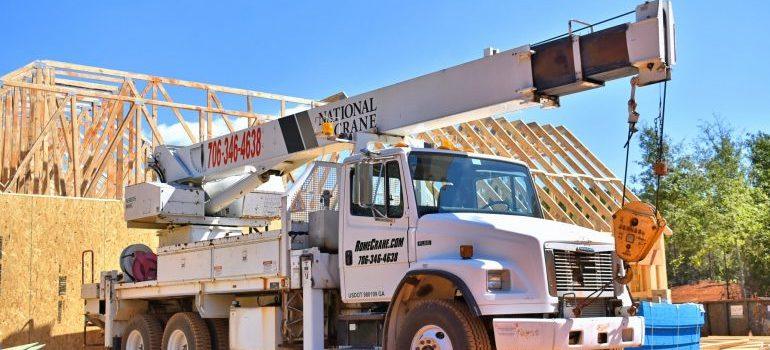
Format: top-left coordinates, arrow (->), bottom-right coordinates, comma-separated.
82,2 -> 676,349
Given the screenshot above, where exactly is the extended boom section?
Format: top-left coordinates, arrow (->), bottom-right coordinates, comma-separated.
156,1 -> 674,189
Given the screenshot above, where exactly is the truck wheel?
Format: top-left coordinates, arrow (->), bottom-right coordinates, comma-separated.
396,299 -> 491,350
205,318 -> 229,350
122,314 -> 163,350
161,312 -> 212,350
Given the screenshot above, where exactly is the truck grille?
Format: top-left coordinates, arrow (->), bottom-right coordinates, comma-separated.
564,298 -> 610,317
551,249 -> 614,293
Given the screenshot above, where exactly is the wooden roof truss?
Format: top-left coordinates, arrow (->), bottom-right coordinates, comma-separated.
415,118 -> 641,233
0,60 -> 315,198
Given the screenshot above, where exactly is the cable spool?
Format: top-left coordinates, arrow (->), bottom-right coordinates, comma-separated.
119,244 -> 157,282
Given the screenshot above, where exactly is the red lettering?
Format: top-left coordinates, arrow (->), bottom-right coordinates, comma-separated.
205,127 -> 263,170
223,138 -> 230,165
233,134 -> 239,162
215,139 -> 222,167
255,128 -> 262,156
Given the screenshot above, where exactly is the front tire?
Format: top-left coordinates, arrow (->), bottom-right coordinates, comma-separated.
396,299 -> 491,350
162,312 -> 212,350
122,314 -> 163,350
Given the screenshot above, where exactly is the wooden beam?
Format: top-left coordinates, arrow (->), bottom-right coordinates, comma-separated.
209,91 -> 235,133
156,83 -> 198,144
0,90 -> 9,185
2,80 -> 276,120
83,103 -> 137,196
70,94 -> 81,196
4,100 -> 66,190
511,120 -> 611,229
41,60 -> 316,105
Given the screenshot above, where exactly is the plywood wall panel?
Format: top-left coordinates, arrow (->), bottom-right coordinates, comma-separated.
0,194 -> 33,346
0,193 -> 157,349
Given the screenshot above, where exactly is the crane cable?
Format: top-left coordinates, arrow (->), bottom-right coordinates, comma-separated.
653,80 -> 669,216
575,77 -> 671,315
576,82 -> 640,316
620,78 -> 669,211
621,77 -> 640,207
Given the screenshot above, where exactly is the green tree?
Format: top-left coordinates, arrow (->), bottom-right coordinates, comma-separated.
635,120 -> 770,295
695,121 -> 761,296
634,125 -> 709,285
748,132 -> 770,194
745,132 -> 770,294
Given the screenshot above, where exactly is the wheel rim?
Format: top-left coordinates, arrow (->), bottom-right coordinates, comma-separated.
125,329 -> 145,350
166,329 -> 189,350
410,324 -> 453,350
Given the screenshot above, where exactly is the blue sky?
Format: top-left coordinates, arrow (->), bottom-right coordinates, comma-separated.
2,0 -> 768,183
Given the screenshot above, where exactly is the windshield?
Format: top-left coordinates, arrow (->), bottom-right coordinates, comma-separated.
408,151 -> 542,218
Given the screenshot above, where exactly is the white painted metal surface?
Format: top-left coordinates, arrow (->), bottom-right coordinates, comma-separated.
157,231 -> 282,283
242,190 -> 283,218
114,276 -> 286,299
158,231 -> 280,283
413,211 -> 627,315
308,209 -> 339,251
124,182 -> 204,222
492,316 -> 644,349
289,248 -> 339,290
302,257 -> 324,350
158,225 -> 243,246
340,150 -> 411,303
229,306 -> 281,350
157,247 -> 212,283
212,237 -> 280,278
156,0 -> 675,189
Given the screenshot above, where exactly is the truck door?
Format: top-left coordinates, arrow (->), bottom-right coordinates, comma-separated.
341,158 -> 410,303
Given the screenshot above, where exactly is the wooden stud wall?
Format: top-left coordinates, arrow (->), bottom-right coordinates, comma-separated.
0,193 -> 157,349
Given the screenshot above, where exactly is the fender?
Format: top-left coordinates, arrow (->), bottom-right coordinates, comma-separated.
381,269 -> 480,349
390,269 -> 481,316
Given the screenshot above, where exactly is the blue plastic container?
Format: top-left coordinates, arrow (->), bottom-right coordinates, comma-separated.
630,301 -> 705,349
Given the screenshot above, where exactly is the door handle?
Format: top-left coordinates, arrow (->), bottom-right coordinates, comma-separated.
345,250 -> 353,266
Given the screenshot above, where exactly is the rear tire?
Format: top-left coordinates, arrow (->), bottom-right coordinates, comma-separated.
205,318 -> 229,350
161,312 -> 212,350
122,314 -> 163,350
395,299 -> 491,350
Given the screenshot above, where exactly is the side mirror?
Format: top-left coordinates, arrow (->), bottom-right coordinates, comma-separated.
353,162 -> 373,207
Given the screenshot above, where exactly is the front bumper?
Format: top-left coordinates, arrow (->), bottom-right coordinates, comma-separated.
492,316 -> 644,349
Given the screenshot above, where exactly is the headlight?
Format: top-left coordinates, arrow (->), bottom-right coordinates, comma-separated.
487,270 -> 507,291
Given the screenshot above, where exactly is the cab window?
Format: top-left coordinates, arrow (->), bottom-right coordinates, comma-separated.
350,160 -> 403,218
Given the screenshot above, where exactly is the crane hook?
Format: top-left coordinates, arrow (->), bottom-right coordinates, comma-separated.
627,76 -> 640,132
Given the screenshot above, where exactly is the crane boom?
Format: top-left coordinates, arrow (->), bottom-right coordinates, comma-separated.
97,5 -> 680,348
145,1 -> 675,216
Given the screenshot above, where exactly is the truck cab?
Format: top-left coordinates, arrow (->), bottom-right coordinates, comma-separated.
337,146 -> 641,349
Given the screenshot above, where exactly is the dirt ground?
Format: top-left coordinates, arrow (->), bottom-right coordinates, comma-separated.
671,280 -> 745,303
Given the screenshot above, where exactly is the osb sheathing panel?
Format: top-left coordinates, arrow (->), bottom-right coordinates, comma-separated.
0,193 -> 157,349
